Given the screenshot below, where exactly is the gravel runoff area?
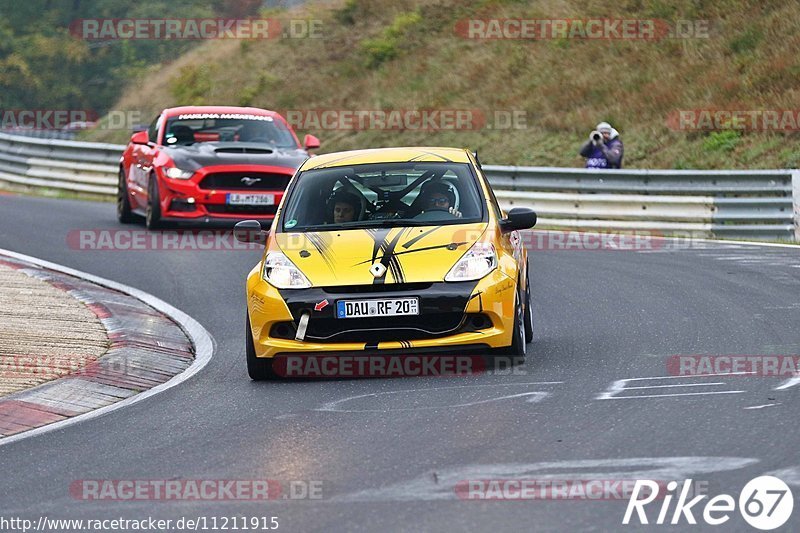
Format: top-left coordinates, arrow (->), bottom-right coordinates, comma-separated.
0,263 -> 109,397
0,253 -> 196,439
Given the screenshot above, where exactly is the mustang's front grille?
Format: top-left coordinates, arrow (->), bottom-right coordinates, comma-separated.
198,172 -> 291,191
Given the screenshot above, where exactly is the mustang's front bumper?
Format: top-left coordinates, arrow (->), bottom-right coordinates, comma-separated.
246,267 -> 517,358
157,164 -> 293,220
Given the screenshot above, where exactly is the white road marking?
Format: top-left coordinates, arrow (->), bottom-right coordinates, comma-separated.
596,373 -> 751,400
0,248 -> 214,448
334,456 -> 759,502
623,382 -> 727,390
316,382 -> 562,413
765,466 -> 800,487
606,391 -> 746,400
744,403 -> 781,410
775,374 -> 800,390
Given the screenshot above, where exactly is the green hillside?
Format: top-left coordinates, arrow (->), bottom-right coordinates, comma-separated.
84,0 -> 800,169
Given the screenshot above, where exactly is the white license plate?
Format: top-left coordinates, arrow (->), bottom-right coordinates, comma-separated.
227,193 -> 275,205
336,298 -> 419,318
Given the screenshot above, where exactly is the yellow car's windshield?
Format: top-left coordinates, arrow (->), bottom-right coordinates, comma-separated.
280,162 -> 486,231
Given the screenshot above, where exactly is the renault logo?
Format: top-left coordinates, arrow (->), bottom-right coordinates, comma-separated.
370,262 -> 387,278
240,177 -> 261,186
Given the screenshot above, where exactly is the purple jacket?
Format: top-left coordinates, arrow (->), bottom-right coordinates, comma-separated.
579,137 -> 624,168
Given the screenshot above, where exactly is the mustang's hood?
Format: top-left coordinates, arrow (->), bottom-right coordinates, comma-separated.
166,142 -> 307,170
275,223 -> 488,286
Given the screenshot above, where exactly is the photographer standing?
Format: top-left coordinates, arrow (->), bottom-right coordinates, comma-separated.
579,121 -> 624,169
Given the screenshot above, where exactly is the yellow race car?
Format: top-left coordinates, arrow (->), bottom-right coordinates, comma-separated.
235,147 -> 537,379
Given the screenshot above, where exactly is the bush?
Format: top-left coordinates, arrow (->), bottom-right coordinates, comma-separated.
728,28 -> 762,55
361,11 -> 422,69
170,65 -> 214,105
703,130 -> 740,152
334,0 -> 359,26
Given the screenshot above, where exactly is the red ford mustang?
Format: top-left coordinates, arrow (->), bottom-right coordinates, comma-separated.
118,106 -> 320,229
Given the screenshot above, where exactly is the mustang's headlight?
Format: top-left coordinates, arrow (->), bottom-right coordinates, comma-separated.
445,242 -> 497,282
164,167 -> 194,180
262,252 -> 311,289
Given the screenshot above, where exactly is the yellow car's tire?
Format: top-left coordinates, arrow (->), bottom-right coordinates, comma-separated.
495,287 -> 526,359
523,266 -> 534,344
246,313 -> 279,380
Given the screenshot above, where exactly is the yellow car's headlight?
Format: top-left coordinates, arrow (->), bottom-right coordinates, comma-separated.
262,252 -> 311,289
445,242 -> 497,282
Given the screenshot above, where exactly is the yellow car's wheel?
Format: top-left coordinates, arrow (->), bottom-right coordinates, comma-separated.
496,287 -> 526,359
246,312 -> 279,381
523,265 -> 534,343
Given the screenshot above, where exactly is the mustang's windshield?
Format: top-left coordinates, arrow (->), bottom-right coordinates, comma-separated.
280,162 -> 486,231
163,113 -> 298,148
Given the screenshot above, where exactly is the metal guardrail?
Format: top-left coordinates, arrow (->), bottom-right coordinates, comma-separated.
0,132 -> 797,241
483,165 -> 799,241
1,129 -> 78,141
0,132 -> 121,196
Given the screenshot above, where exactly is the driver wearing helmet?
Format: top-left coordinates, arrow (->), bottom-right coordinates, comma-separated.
420,182 -> 462,218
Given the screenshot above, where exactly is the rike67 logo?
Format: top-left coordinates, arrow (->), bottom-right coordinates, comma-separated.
623,476 -> 793,530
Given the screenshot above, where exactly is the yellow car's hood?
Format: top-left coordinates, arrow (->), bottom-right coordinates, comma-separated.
274,223 -> 488,286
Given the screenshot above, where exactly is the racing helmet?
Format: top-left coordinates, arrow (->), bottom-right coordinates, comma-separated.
420,181 -> 457,209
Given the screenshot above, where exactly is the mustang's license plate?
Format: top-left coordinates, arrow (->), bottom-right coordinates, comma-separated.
337,298 -> 419,318
226,193 -> 275,205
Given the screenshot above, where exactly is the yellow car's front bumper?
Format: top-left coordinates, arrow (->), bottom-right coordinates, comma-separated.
246,267 -> 518,359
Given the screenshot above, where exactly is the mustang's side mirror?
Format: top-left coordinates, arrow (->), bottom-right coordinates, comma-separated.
234,220 -> 268,245
500,207 -> 537,233
130,131 -> 149,145
303,134 -> 320,150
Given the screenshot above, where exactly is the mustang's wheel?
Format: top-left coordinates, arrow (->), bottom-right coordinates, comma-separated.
523,266 -> 534,344
145,175 -> 162,230
117,168 -> 135,224
246,312 -> 279,381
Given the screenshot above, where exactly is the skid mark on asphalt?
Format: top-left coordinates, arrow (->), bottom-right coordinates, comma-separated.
315,382 -> 563,413
333,457 -> 758,502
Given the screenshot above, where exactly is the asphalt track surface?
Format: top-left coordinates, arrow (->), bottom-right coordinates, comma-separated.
0,194 -> 798,532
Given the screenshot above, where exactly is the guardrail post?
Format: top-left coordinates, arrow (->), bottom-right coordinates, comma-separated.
793,170 -> 800,242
